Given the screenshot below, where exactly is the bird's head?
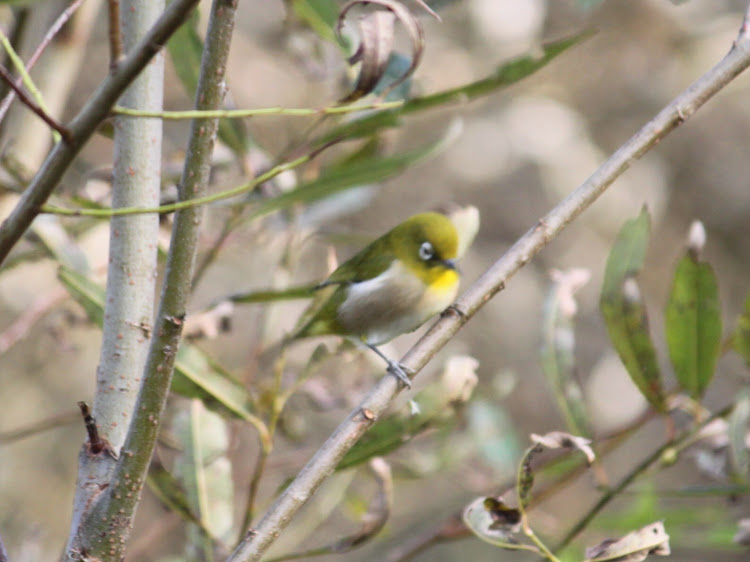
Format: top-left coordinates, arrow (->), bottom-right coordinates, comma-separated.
389,212 -> 459,288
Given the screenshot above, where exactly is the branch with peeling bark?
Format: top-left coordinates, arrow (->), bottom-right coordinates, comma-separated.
227,8 -> 750,562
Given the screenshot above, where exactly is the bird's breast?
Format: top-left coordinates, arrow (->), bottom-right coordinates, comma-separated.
336,260 -> 459,345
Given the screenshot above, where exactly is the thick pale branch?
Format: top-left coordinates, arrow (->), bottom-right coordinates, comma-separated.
0,0 -> 201,266
67,0 -> 239,559
227,14 -> 750,562
64,0 -> 166,557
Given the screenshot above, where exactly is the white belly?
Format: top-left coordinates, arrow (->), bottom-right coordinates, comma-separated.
336,260 -> 458,345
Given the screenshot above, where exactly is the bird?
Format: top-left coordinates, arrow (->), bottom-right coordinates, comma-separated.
282,212 -> 462,387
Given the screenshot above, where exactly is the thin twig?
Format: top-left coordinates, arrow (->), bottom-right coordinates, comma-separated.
42,153 -> 311,217
0,286 -> 67,354
227,13 -> 750,561
242,445 -> 270,533
0,64 -> 71,141
0,0 -> 86,126
0,409 -> 80,445
112,100 -> 404,119
108,0 -> 123,69
0,0 -> 201,268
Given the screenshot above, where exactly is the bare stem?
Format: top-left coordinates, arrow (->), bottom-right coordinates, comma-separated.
0,409 -> 79,445
226,13 -> 750,562
108,0 -> 123,69
64,0 -> 166,556
65,1 -> 239,559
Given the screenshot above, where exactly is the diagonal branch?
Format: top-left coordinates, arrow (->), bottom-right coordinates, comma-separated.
0,0 -> 201,267
0,64 -> 71,141
0,0 -> 86,128
227,10 -> 750,562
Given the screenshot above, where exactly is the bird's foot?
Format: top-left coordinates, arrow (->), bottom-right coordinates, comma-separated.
386,360 -> 413,388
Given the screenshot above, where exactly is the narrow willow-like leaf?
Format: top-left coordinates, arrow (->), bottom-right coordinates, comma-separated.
315,31 -> 593,147
600,209 -> 667,411
223,284 -> 318,304
166,8 -> 202,100
57,266 -> 257,421
338,356 -> 478,470
173,400 -> 233,555
292,0 -> 342,46
247,122 -> 457,221
665,254 -> 722,399
147,460 -> 208,532
734,290 -> 750,368
540,270 -> 592,437
601,207 -> 650,298
58,266 -> 104,326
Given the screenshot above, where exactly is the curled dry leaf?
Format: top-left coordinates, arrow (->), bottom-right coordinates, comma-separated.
337,0 -> 424,102
463,494 -> 522,547
584,521 -> 670,562
530,431 -> 595,464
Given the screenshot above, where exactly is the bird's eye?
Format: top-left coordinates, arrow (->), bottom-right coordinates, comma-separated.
419,241 -> 434,261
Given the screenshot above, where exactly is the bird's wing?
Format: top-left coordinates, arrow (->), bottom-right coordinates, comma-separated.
323,243 -> 395,286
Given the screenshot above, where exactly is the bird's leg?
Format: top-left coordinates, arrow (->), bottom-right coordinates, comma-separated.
366,343 -> 413,388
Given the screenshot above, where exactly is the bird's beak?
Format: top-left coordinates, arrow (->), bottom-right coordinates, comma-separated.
443,258 -> 458,272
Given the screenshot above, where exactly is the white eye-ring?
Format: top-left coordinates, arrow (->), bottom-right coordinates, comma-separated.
419,241 -> 434,261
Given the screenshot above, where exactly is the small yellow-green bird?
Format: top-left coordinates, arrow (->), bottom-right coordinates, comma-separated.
286,212 -> 461,387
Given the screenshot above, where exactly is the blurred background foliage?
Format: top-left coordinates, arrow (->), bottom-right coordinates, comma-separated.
0,0 -> 750,560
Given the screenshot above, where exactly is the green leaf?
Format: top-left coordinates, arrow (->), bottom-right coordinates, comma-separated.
734,290 -> 750,368
147,459 -> 207,531
167,8 -> 202,100
601,207 -> 651,298
57,266 -> 257,422
315,31 -> 593,148
173,400 -> 233,553
665,254 -> 722,399
600,209 -> 667,412
337,410 -> 431,471
338,360 -> 478,470
247,122 -> 457,221
58,266 -> 104,326
291,0 -> 343,46
223,283 -> 318,304
167,8 -> 249,158
172,345 -> 257,422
